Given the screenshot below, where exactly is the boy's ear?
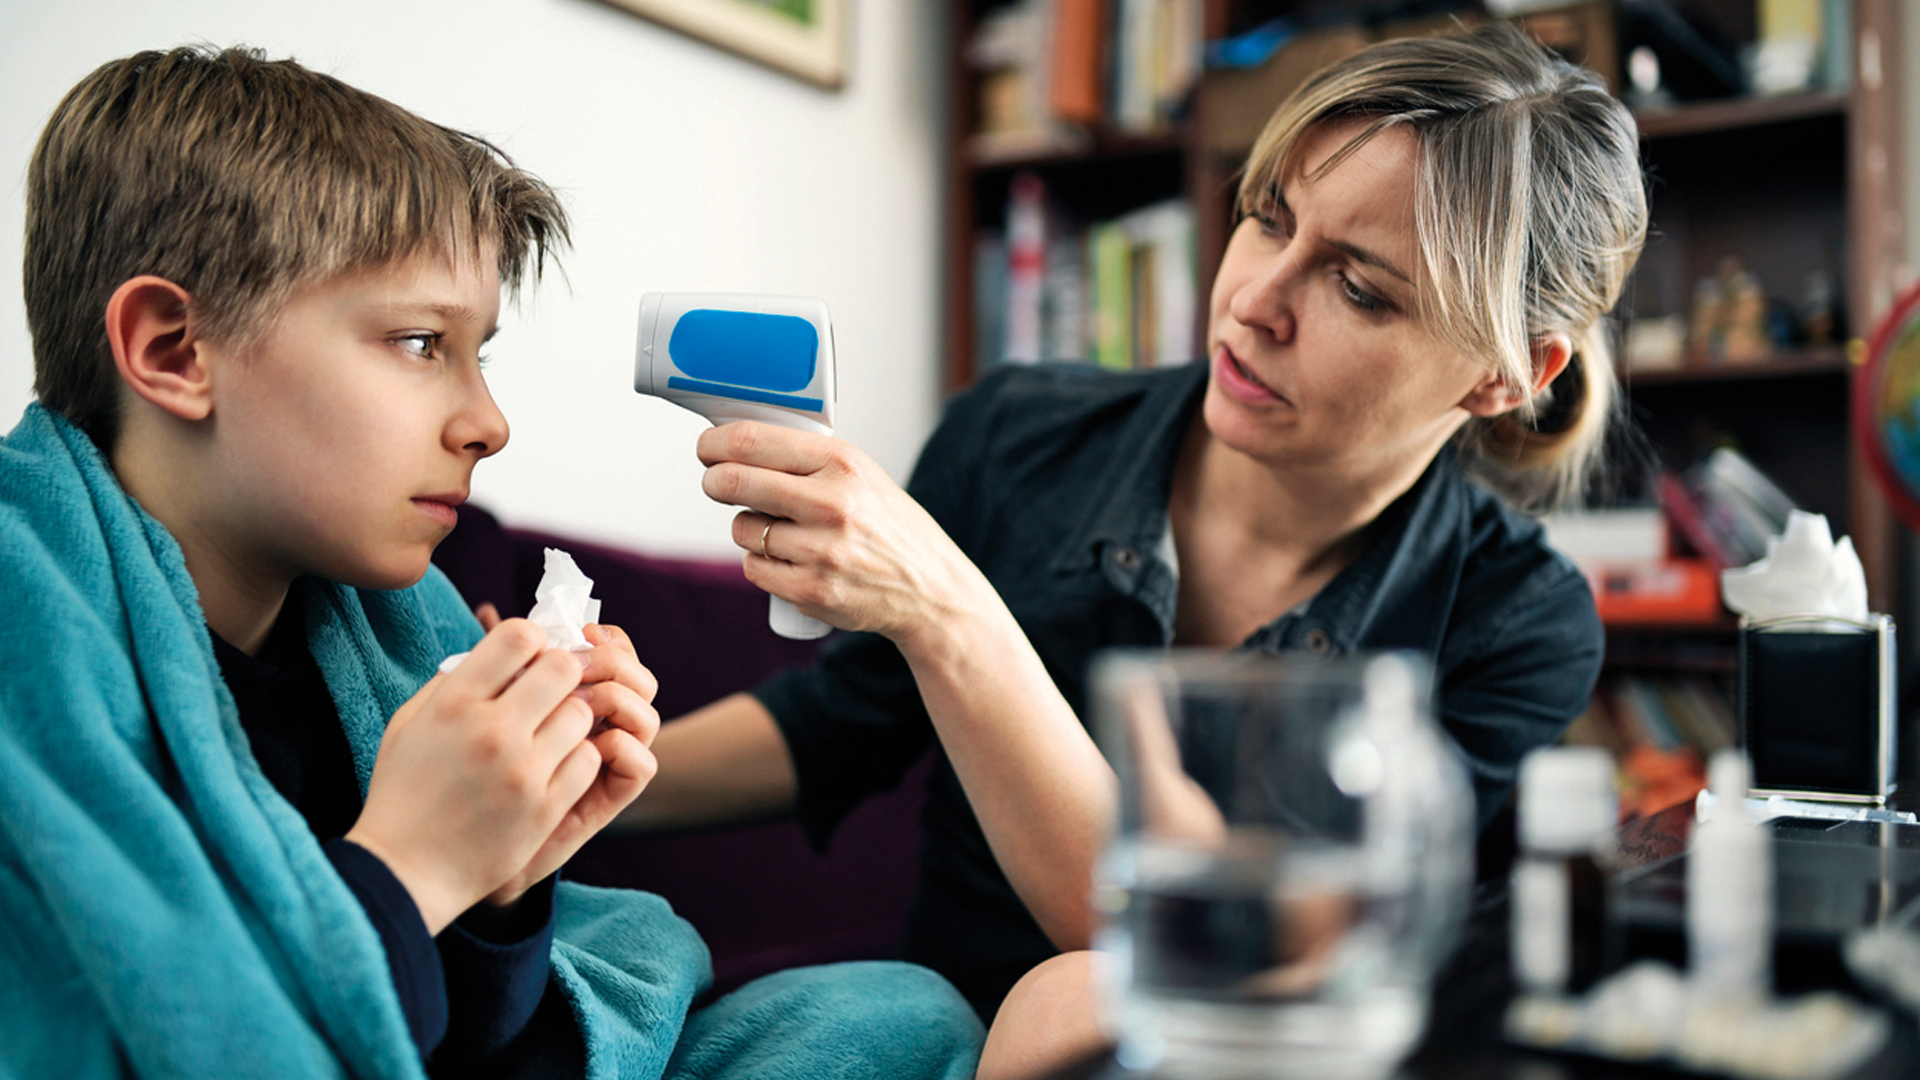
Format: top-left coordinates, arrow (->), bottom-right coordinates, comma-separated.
105,276 -> 213,422
1460,332 -> 1574,418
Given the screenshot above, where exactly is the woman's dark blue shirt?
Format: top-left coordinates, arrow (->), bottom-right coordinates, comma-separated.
754,360 -> 1603,1018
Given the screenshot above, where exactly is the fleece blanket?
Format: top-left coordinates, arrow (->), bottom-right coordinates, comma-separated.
0,404 -> 711,1079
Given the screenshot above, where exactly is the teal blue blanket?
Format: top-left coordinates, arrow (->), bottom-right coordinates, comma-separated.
0,405 -> 712,1078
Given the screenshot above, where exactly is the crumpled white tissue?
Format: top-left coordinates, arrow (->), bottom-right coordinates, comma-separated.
438,547 -> 602,674
1720,510 -> 1868,623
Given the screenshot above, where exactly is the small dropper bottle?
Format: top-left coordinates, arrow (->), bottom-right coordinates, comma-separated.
1688,751 -> 1773,1001
1512,746 -> 1618,996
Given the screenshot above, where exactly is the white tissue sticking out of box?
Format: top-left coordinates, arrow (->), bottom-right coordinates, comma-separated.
437,548 -> 602,674
1719,511 -> 1867,624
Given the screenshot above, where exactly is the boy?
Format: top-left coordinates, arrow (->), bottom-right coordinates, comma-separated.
0,45 -> 981,1078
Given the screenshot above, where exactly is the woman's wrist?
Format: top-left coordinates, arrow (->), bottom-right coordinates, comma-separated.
889,563 -> 1016,669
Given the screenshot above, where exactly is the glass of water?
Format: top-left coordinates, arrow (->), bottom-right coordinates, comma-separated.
1090,650 -> 1474,1079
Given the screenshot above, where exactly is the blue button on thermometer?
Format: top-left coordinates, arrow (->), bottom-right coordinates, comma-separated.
635,293 -> 837,640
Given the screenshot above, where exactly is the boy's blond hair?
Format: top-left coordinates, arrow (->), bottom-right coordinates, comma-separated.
26,45 -> 569,448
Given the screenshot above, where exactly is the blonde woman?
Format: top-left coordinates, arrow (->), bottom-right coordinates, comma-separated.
633,20 -> 1647,1073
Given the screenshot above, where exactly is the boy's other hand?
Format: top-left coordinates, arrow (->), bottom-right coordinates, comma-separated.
482,622 -> 660,908
346,617 -> 622,935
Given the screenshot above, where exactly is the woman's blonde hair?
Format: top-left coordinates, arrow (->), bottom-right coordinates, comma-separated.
1238,21 -> 1647,509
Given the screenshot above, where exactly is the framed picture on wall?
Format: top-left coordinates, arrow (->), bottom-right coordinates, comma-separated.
609,0 -> 848,88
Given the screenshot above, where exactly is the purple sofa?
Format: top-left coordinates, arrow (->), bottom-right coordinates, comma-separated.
432,505 -> 928,996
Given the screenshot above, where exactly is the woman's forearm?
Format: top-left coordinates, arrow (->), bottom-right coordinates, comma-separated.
896,587 -> 1117,951
616,693 -> 799,831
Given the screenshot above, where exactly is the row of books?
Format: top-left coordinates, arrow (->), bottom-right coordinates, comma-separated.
966,0 -> 1204,156
1589,673 -> 1736,758
1564,672 -> 1736,819
975,174 -> 1197,370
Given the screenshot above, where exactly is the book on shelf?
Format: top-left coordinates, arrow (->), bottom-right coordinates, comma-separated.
973,233 -> 1009,377
1657,447 -> 1797,570
965,0 -> 1203,152
1538,506 -> 1722,624
1002,173 -> 1048,363
1589,558 -> 1723,625
1049,0 -> 1107,125
1043,229 -> 1088,363
1088,219 -> 1131,369
1111,0 -> 1204,132
976,174 -> 1197,371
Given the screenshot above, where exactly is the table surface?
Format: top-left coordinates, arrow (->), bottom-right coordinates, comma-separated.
1049,799 -> 1920,1080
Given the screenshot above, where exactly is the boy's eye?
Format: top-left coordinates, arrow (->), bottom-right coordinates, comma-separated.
395,333 -> 440,360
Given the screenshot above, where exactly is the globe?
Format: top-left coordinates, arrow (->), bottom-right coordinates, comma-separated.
1856,282 -> 1920,533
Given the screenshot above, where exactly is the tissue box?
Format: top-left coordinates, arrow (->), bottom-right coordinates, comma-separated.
1737,613 -> 1897,804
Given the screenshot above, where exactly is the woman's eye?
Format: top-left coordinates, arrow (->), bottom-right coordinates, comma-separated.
396,333 -> 440,359
1337,273 -> 1384,313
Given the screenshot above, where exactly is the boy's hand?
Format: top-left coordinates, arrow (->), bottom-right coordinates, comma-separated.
482,622 -> 660,907
345,618 -> 628,935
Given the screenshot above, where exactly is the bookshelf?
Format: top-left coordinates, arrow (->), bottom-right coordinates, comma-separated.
1617,0 -> 1905,615
1587,0 -> 1908,813
942,2 -> 1481,391
942,0 -> 1229,390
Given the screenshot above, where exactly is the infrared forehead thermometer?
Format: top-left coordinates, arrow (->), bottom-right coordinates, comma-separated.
635,292 -> 836,640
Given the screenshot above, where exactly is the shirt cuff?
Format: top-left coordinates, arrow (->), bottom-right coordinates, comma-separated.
325,837 -> 448,1057
434,874 -> 558,1064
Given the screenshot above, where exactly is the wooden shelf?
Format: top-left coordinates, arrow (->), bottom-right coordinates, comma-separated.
1603,626 -> 1739,675
1633,91 -> 1848,140
966,128 -> 1184,170
1623,347 -> 1854,388
1603,616 -> 1738,637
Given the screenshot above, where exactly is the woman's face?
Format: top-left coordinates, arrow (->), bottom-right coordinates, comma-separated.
1202,119 -> 1505,485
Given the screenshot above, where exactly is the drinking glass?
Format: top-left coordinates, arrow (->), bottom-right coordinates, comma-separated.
1090,650 -> 1474,1079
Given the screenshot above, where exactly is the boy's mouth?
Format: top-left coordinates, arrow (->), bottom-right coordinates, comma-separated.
413,494 -> 464,528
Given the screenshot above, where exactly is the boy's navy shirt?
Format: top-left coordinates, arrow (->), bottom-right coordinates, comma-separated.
754,360 -> 1605,1017
211,588 -> 557,1063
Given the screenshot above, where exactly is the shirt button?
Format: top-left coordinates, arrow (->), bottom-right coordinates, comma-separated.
1304,628 -> 1332,655
1113,547 -> 1140,571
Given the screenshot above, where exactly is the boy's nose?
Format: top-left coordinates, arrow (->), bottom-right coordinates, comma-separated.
449,378 -> 510,458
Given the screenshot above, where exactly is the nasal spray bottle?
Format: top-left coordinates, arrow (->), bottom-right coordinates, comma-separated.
634,293 -> 836,640
1512,746 -> 1618,997
1688,750 -> 1773,1002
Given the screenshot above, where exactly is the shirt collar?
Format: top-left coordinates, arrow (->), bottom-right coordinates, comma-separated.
1050,363 -> 1211,595
1282,445 -> 1471,657
1048,358 -> 1477,657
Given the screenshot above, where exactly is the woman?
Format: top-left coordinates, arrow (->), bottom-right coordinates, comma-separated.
632,20 -> 1646,1075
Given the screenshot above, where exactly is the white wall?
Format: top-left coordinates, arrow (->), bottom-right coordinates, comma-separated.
0,0 -> 948,557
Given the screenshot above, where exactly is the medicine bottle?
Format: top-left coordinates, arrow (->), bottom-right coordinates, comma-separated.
1688,750 -> 1772,1001
1511,746 -> 1617,996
